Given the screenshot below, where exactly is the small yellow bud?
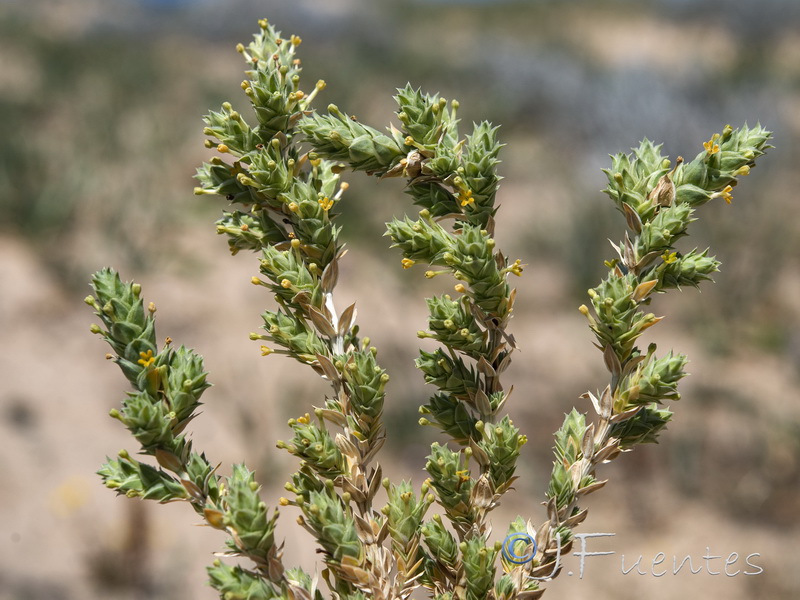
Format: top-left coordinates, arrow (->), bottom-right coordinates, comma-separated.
339,181 -> 349,190
148,302 -> 156,313
288,202 -> 299,213
280,279 -> 292,289
89,323 -> 102,334
217,144 -> 229,153
454,283 -> 466,293
260,345 -> 273,356
251,276 -> 261,285
240,223 -> 248,231
291,238 -> 301,249
734,165 -> 750,176
722,124 -> 733,140
401,258 -> 415,269
236,43 -> 245,53
316,79 -> 327,90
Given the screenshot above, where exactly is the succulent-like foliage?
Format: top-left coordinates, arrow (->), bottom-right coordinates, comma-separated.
87,17 -> 771,600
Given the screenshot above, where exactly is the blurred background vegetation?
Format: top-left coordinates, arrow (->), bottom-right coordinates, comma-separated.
2,1 -> 799,599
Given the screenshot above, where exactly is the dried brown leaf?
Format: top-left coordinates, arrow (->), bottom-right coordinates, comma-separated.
632,279 -> 658,303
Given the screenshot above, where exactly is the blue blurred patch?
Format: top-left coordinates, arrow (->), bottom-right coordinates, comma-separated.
131,0 -> 204,8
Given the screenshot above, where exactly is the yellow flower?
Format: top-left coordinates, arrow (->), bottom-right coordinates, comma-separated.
137,349 -> 155,368
662,251 -> 678,264
318,197 -> 334,211
703,134 -> 720,155
401,258 -> 415,269
458,188 -> 475,207
712,185 -> 734,204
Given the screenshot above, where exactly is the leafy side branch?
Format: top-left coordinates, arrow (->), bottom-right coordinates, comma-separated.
535,125 -> 772,580
87,17 -> 771,600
